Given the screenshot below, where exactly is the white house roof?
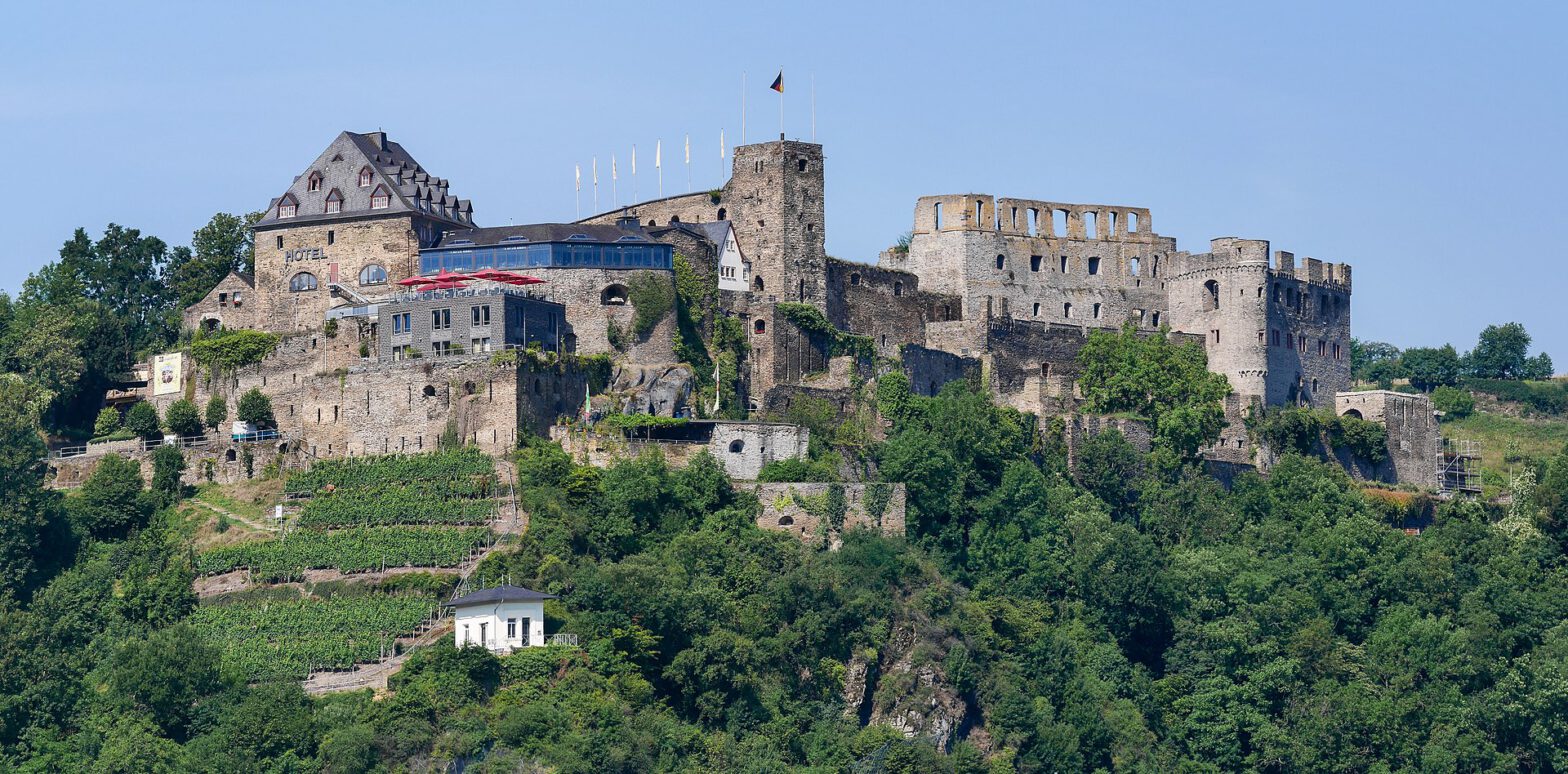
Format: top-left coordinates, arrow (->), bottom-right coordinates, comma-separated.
447,584 -> 556,607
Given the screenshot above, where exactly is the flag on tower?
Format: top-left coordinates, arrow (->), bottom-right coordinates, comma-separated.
655,140 -> 661,169
575,164 -> 580,191
770,70 -> 783,92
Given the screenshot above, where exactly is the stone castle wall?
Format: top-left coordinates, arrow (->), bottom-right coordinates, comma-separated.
253,216 -> 422,333
549,421 -> 808,480
1335,390 -> 1439,488
749,482 -> 906,546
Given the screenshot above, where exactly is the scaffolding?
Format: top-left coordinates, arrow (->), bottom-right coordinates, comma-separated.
1437,438 -> 1481,496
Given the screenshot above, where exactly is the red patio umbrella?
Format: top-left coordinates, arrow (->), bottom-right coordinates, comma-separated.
397,275 -> 440,287
420,280 -> 469,291
468,268 -> 545,286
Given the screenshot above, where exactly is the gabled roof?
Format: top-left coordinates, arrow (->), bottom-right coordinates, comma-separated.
447,584 -> 557,607
254,131 -> 476,231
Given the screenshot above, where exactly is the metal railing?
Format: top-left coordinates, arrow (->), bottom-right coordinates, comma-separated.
232,429 -> 282,443
49,445 -> 90,460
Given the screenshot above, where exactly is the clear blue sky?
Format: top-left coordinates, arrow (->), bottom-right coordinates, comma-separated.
2,1 -> 1563,364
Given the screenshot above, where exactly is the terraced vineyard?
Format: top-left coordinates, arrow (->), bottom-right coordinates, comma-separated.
296,485 -> 496,528
284,447 -> 495,494
196,527 -> 492,582
190,593 -> 438,681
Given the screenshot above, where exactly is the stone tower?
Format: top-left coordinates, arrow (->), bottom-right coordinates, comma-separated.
722,139 -> 827,308
1167,238 -> 1273,401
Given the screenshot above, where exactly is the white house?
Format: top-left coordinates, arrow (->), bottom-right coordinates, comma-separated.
713,222 -> 751,293
448,584 -> 556,653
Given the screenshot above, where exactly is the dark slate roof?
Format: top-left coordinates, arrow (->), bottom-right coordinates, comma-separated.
431,222 -> 652,249
447,584 -> 557,607
254,131 -> 475,230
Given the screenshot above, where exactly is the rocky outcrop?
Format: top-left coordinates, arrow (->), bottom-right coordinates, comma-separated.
609,363 -> 693,417
849,622 -> 970,753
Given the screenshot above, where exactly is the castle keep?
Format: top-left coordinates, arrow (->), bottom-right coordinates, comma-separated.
158,128 -> 1434,492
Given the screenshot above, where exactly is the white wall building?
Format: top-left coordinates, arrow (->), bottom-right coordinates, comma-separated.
448,585 -> 556,653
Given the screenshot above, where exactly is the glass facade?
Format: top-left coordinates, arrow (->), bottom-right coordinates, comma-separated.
419,241 -> 673,275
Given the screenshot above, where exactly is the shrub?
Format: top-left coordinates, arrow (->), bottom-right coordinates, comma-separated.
1464,378 -> 1568,415
1430,386 -> 1475,420
1329,414 -> 1388,464
151,445 -> 187,504
164,399 -> 203,437
204,394 -> 228,429
756,457 -> 840,483
237,388 -> 274,428
323,319 -> 339,338
126,401 -> 161,438
627,272 -> 674,337
93,407 -> 121,438
189,329 -> 280,372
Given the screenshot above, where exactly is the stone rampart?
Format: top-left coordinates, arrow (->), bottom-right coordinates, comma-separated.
748,482 -> 906,547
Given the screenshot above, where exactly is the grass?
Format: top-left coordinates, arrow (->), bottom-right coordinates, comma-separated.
194,478 -> 282,523
1442,410 -> 1568,492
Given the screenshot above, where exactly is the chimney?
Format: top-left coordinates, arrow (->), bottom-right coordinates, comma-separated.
616,215 -> 642,231
365,131 -> 387,150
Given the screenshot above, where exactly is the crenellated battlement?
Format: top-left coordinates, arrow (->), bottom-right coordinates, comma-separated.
1169,240 -> 1351,292
913,194 -> 1155,242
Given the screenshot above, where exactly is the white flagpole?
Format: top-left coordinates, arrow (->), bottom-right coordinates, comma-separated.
720,128 -> 725,186
779,66 -> 784,139
712,358 -> 721,415
592,157 -> 599,213
685,134 -> 691,193
656,140 -> 662,198
574,164 -> 581,219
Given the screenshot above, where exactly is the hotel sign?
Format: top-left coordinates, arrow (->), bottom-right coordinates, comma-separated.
285,247 -> 328,263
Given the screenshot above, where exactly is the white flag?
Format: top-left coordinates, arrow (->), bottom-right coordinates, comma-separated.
631,145 -> 636,175
655,140 -> 661,169
575,164 -> 581,191
684,134 -> 690,164
612,155 -> 617,181
592,157 -> 598,185
720,129 -> 725,160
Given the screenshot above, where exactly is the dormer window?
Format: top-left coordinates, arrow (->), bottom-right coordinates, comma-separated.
324,188 -> 343,214
358,166 -> 374,187
370,185 -> 390,210
277,194 -> 297,219
307,172 -> 323,192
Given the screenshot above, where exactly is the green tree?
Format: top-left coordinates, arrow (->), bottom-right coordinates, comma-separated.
150,445 -> 186,506
1430,386 -> 1474,419
70,454 -> 149,540
0,375 -> 68,601
163,399 -> 201,437
101,624 -> 222,742
1076,323 -> 1231,460
236,388 -> 274,428
166,212 -> 262,309
93,407 -> 121,438
1075,428 -> 1144,519
124,401 -> 160,438
1350,339 -> 1402,384
203,394 -> 227,430
1402,345 -> 1462,391
1524,352 -> 1556,380
1466,322 -> 1533,380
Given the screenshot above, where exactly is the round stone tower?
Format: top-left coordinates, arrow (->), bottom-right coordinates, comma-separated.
1167,238 -> 1272,400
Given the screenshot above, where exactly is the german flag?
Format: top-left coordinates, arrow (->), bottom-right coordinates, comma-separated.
770,71 -> 783,93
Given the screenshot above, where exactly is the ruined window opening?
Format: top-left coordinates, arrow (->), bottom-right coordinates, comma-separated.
1127,212 -> 1139,233
778,514 -> 794,526
729,439 -> 744,453
753,276 -> 765,292
755,160 -> 763,173
1064,302 -> 1073,319
1092,303 -> 1102,319
276,235 -> 283,249
1108,212 -> 1118,236
1204,280 -> 1220,310
1040,363 -> 1051,378
1027,208 -> 1039,236
601,284 -> 629,305
995,254 -> 1006,270
1088,257 -> 1101,276
1010,207 -> 1018,230
881,334 -> 887,346
1151,311 -> 1161,327
1060,255 -> 1069,273
849,273 -> 861,286
1083,212 -> 1097,239
974,200 -> 984,227
717,207 -> 727,220
893,281 -> 903,297
754,319 -> 766,334
225,448 -> 236,462
1211,329 -> 1220,344
422,385 -> 436,397
933,202 -> 942,230
1032,302 -> 1040,316
941,304 -> 951,320
289,272 -> 318,292
797,159 -> 807,172
1052,209 -> 1068,236
1030,255 -> 1042,272
1129,257 -> 1140,276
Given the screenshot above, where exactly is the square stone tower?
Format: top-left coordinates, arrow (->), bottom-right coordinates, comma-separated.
722,139 -> 827,308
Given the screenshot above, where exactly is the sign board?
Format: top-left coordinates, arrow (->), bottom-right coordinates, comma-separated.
152,352 -> 183,396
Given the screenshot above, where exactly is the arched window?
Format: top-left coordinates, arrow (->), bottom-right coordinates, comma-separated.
753,276 -> 765,292
729,439 -> 744,453
777,514 -> 794,526
995,254 -> 1006,270
307,172 -> 322,192
358,166 -> 374,187
1342,408 -> 1363,420
277,194 -> 298,219
289,272 -> 317,292
1064,302 -> 1073,319
324,188 -> 344,214
1204,280 -> 1220,310
370,185 -> 391,210
754,319 -> 766,334
358,264 -> 388,286
797,159 -> 807,172
1129,257 -> 1140,276
601,284 -> 629,305
717,207 -> 727,220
